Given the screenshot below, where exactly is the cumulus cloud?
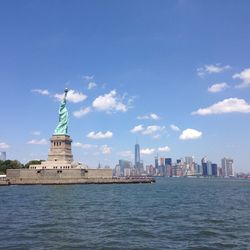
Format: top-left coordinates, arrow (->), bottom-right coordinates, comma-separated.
158,146 -> 171,152
179,129 -> 202,140
92,90 -> 129,113
27,139 -> 47,145
86,131 -> 113,139
137,113 -> 160,120
88,82 -> 97,90
73,142 -> 97,149
170,124 -> 180,132
142,125 -> 165,135
73,107 -> 91,118
197,64 -> 231,77
32,89 -> 50,95
0,142 -> 10,149
130,125 -> 144,133
54,89 -> 87,103
192,98 -> 250,115
100,145 -> 111,154
208,82 -> 229,93
130,125 -> 165,138
141,148 -> 155,155
233,68 -> 250,88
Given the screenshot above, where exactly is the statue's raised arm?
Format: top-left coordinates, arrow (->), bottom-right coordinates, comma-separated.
54,88 -> 69,135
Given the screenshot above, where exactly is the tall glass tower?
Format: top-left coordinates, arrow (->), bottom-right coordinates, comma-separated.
134,143 -> 140,168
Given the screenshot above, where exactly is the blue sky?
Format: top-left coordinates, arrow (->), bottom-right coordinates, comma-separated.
0,0 -> 250,172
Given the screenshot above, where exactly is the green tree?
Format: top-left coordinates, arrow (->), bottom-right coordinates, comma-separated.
0,160 -> 24,174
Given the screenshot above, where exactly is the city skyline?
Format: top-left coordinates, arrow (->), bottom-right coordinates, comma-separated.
0,1 -> 250,172
114,142 -> 236,178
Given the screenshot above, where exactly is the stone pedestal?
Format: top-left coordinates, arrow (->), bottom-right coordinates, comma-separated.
47,135 -> 73,163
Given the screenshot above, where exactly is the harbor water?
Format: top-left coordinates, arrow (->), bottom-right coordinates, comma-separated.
0,178 -> 250,249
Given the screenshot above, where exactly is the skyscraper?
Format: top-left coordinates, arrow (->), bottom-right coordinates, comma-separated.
165,158 -> 172,177
185,156 -> 195,176
119,160 -> 132,176
134,143 -> 140,168
221,158 -> 234,177
155,155 -> 159,170
201,156 -> 208,176
0,151 -> 6,161
165,158 -> 172,166
211,163 -> 218,176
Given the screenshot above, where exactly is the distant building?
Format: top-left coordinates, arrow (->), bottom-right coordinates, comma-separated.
124,168 -> 131,177
159,157 -> 165,166
185,156 -> 194,165
175,161 -> 184,177
134,143 -> 140,168
146,164 -> 155,176
176,159 -> 182,164
211,163 -> 218,176
207,161 -> 212,176
165,158 -> 172,166
119,159 -> 132,176
158,157 -> 165,176
113,164 -> 121,177
164,158 -> 172,177
185,156 -> 195,176
194,163 -> 202,176
155,155 -> 159,171
221,158 -> 234,177
201,156 -> 208,176
0,152 -> 6,161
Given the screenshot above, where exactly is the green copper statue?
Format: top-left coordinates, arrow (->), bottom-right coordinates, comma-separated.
54,88 -> 69,135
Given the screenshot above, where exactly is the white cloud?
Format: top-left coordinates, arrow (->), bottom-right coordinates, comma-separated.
117,150 -> 133,158
83,75 -> 94,81
92,90 -> 129,113
141,148 -> 155,155
142,125 -> 165,135
86,131 -> 113,139
73,142 -> 97,149
0,142 -> 10,149
179,129 -> 202,140
137,113 -> 160,120
27,139 -> 47,145
88,82 -> 97,90
192,98 -> 250,115
32,89 -> 50,95
100,145 -> 111,154
31,131 -> 41,136
233,68 -> 250,88
130,125 -> 165,138
208,82 -> 229,93
73,107 -> 91,118
54,89 -> 87,103
130,125 -> 144,133
170,124 -> 180,132
197,64 -> 231,77
158,146 -> 171,152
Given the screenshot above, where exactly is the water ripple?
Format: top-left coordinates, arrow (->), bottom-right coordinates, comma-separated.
0,178 -> 250,249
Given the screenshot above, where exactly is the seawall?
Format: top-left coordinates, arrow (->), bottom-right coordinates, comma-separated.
2,168 -> 155,185
1,177 -> 155,185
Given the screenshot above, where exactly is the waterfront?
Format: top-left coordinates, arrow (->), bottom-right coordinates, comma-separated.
0,178 -> 250,249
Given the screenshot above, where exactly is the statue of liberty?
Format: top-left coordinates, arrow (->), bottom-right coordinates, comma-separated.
54,88 -> 69,135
